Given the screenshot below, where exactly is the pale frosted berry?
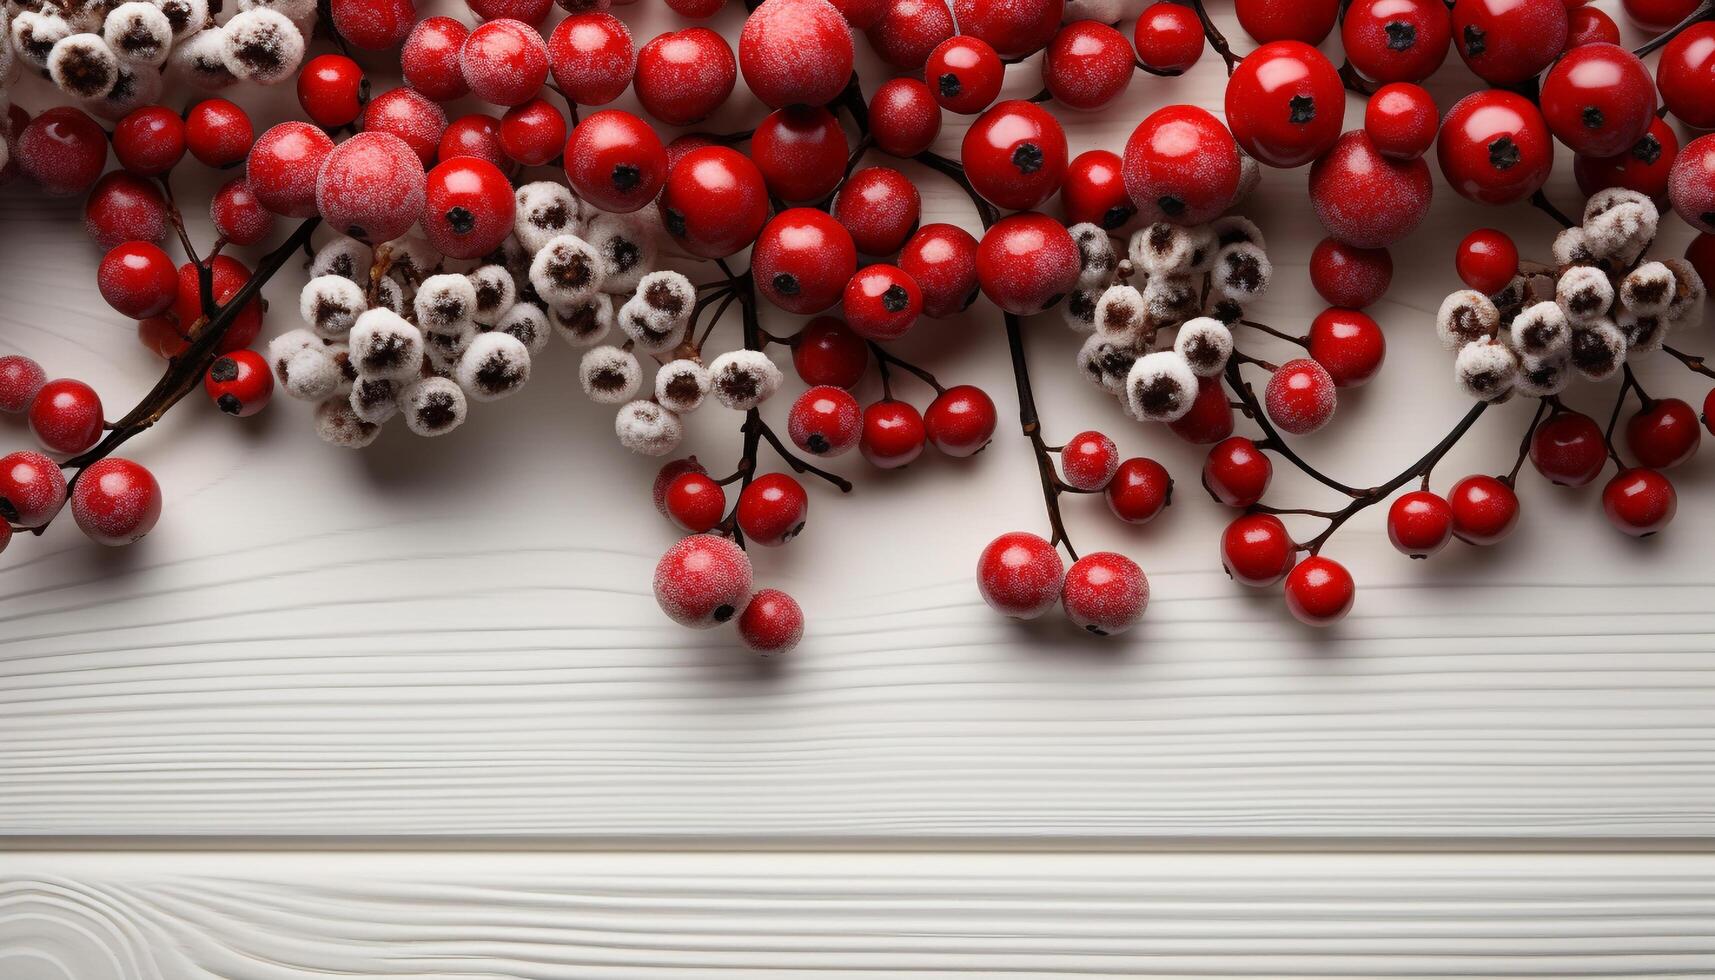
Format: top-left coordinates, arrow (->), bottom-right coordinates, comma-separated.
636,270 -> 694,321
1570,321 -> 1628,381
400,376 -> 467,437
1557,266 -> 1614,323
586,212 -> 655,295
1130,221 -> 1213,276
310,236 -> 373,283
1142,273 -> 1200,324
220,9 -> 303,85
275,341 -> 342,401
1093,283 -> 1146,341
1454,340 -> 1519,401
1509,301 -> 1570,357
456,332 -> 531,401
737,588 -> 803,653
1125,350 -> 1198,423
1212,242 -> 1270,302
300,275 -> 367,340
12,11 -> 72,71
414,273 -> 478,330
513,180 -> 585,253
708,349 -> 783,410
1077,335 -> 1135,394
468,264 -> 518,326
615,399 -> 683,455
380,233 -> 440,289
1620,262 -> 1676,316
977,531 -> 1065,620
1584,198 -> 1656,263
655,359 -> 711,413
171,29 -> 237,90
372,275 -> 408,316
1514,352 -> 1572,398
48,33 -> 119,99
1552,226 -> 1593,268
1173,317 -> 1233,377
349,309 -> 425,383
530,234 -> 604,307
1061,551 -> 1147,636
1062,286 -> 1101,332
0,450 -> 68,527
315,396 -> 381,447
423,319 -> 477,372
551,294 -> 614,347
617,297 -> 686,353
497,302 -> 550,355
1436,290 -> 1500,350
1211,215 -> 1264,249
654,533 -> 752,628
1264,358 -> 1337,435
579,345 -> 641,403
103,2 -> 173,67
349,375 -> 400,424
1070,223 -> 1118,284
1663,258 -> 1707,322
0,356 -> 48,414
1619,309 -> 1669,354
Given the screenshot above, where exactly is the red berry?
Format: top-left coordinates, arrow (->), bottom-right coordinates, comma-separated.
1135,2 -> 1205,72
1691,234 -> 1715,294
975,212 -> 1080,315
788,385 -> 863,457
84,171 -> 167,250
315,132 -> 427,244
668,0 -> 728,16
739,0 -> 855,110
901,223 -> 980,318
1341,0 -> 1451,84
664,471 -> 727,533
1448,474 -> 1520,545
842,264 -> 923,341
402,17 -> 471,102
1574,115 -> 1677,203
738,589 -> 804,654
1540,42 -> 1656,158
422,157 -> 516,260
247,122 -> 335,219
185,99 -> 253,168
210,178 -> 275,247
1235,0 -> 1339,44
1310,130 -> 1433,248
1624,0 -> 1703,32
1437,89 -> 1555,205
793,316 -> 870,387
962,100 -> 1067,211
1671,134 -> 1715,233
925,384 -> 997,457
1530,410 -> 1608,486
547,13 -> 635,106
1104,456 -> 1171,523
659,146 -> 770,258
29,379 -> 104,455
362,87 -> 449,166
1283,555 -> 1354,626
869,77 -> 943,157
832,166 -> 922,255
652,458 -> 707,516
16,107 -> 108,197
0,356 -> 47,415
499,99 -> 566,167
866,0 -> 955,69
203,349 -> 273,418
1626,397 -> 1701,468
1060,149 -> 1136,230
1264,358 -> 1337,435
1452,0 -> 1569,86
1041,21 -> 1134,112
1061,552 -> 1148,636
461,19 -> 549,107
112,105 -> 185,176
736,472 -> 810,546
634,28 -> 736,126
172,255 -> 262,353
1307,307 -> 1386,388
1224,40 -> 1345,168
0,450 -> 67,527
860,399 -> 926,468
97,242 -> 178,319
1204,436 -> 1272,507
329,0 -> 414,50
1167,376 -> 1236,444
830,0 -> 886,28
439,113 -> 510,171
1658,23 -> 1715,128
752,105 -> 848,204
653,533 -> 753,628
1455,228 -> 1519,295
1221,513 -> 1295,587
1062,430 -> 1119,491
297,55 -> 366,128
1387,489 -> 1454,558
467,0 -> 551,26
1567,6 -> 1622,47
1122,104 -> 1241,225
977,530 -> 1065,619
951,0 -> 1061,58
1309,237 -> 1393,309
754,208 -> 858,316
565,109 -> 666,214
927,34 -> 1003,114
1364,82 -> 1438,161
1602,467 -> 1677,536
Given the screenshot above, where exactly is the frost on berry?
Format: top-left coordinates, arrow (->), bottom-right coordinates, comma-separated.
383,233 -> 439,288
372,274 -> 408,316
467,264 -> 517,326
1489,274 -> 1529,320
1212,242 -> 1270,302
310,236 -> 374,283
1570,320 -> 1627,381
13,12 -> 72,70
1211,215 -> 1265,250
400,376 -> 467,436
1618,308 -> 1669,354
86,61 -> 162,119
422,318 -> 476,372
578,344 -> 641,404
1436,290 -> 1500,350
349,375 -> 400,424
349,308 -> 425,382
1515,352 -> 1571,397
48,33 -> 119,98
1661,257 -> 1707,322
1454,340 -> 1519,401
1556,265 -> 1614,323
1062,285 -> 1100,332
414,273 -> 477,330
103,2 -> 171,66
1125,350 -> 1197,423
637,270 -> 694,320
496,301 -> 549,354
653,534 -> 752,629
1144,273 -> 1200,325
300,274 -> 366,340
550,293 -> 613,348
157,0 -> 208,40
1620,261 -> 1675,316
655,359 -> 711,414
456,331 -> 530,401
236,0 -> 317,22
315,396 -> 381,448
1093,283 -> 1145,342
1583,196 -> 1657,264
276,343 -> 341,400
708,349 -> 782,410
1077,334 -> 1135,394
1069,222 -> 1117,285
220,9 -> 303,84
529,233 -> 604,307
1173,316 -> 1233,377
615,399 -> 683,456
586,212 -> 655,295
1131,221 -> 1214,276
618,297 -> 686,353
1509,301 -> 1570,357
1583,186 -> 1653,225
514,181 -> 585,253
1552,226 -> 1593,268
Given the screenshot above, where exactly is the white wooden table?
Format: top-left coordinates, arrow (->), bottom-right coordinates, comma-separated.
2,2 -> 1712,976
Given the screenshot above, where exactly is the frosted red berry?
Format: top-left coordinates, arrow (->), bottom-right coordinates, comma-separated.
1122,104 -> 1241,225
1265,358 -> 1337,435
185,99 -> 253,168
1041,21 -> 1134,112
664,471 -> 727,533
0,450 -> 67,527
1204,436 -> 1272,507
113,105 -> 185,177
975,212 -> 1080,316
901,223 -> 980,318
69,458 -> 160,547
1134,1 -> 1204,72
423,157 -> 516,260
952,0 -> 1061,59
634,28 -> 736,126
738,589 -> 804,654
1455,228 -> 1519,295
547,13 -> 635,106
653,533 -> 753,628
1364,82 -> 1438,161
329,0 -> 414,50
869,77 -> 942,158
402,17 -> 471,102
1671,134 -> 1715,234
29,379 -> 104,455
1540,42 -> 1657,158
1574,115 -> 1677,203
788,385 -> 863,457
203,349 -> 273,418
842,264 -> 923,341
460,19 -> 549,107
737,472 -> 810,546
499,99 -> 566,167
667,0 -> 727,17
739,0 -> 855,110
1061,149 -> 1135,230
1309,238 -> 1392,309
17,107 -> 108,197
977,530 -> 1065,619
247,122 -> 335,219
1658,23 -> 1715,128
363,87 -> 449,166
753,209 -> 858,316
659,146 -> 770,258
860,400 -> 926,469
1625,0 -> 1703,32
297,55 -> 366,128
927,34 -> 1003,115
1104,456 -> 1171,524
925,384 -> 997,457
1221,514 -> 1295,587
1310,131 -> 1433,248
1448,474 -> 1519,545
752,105 -> 848,204
1061,430 -> 1119,491
1283,555 -> 1354,626
1387,490 -> 1454,558
1451,0 -> 1569,86
1307,308 -> 1386,388
793,316 -> 869,388
1437,90 -> 1554,206
1603,468 -> 1676,536
98,242 -> 178,319
832,166 -> 921,256
316,132 -> 427,244
1167,376 -> 1236,444
1235,0 -> 1339,44
1061,552 -> 1148,636
1567,6 -> 1622,47
210,178 -> 275,247
0,356 -> 47,415
469,0 -> 552,24
1626,398 -> 1700,469
84,172 -> 167,250
1530,411 -> 1607,486
867,0 -> 956,70
565,109 -> 666,214
1224,40 -> 1346,168
439,113 -> 510,170
1341,0 -> 1451,84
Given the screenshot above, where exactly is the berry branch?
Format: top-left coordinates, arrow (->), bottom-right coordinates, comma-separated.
1633,0 -> 1715,57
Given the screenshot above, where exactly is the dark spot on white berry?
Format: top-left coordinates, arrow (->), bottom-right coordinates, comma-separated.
1633,135 -> 1663,164
611,163 -> 641,191
1487,136 -> 1519,171
232,34 -> 285,75
938,72 -> 961,97
1102,301 -> 1135,330
644,279 -> 685,316
446,206 -> 476,235
1210,298 -> 1243,322
1288,95 -> 1315,125
59,46 -> 115,96
536,201 -> 568,229
209,356 -> 239,383
1581,106 -> 1604,130
1224,252 -> 1262,292
1462,24 -> 1485,56
1157,195 -> 1185,216
549,250 -> 594,290
664,207 -> 686,237
216,393 -> 243,415
1133,374 -> 1184,416
590,366 -> 626,392
1012,142 -> 1043,174
1384,20 -> 1416,50
713,603 -> 736,622
1101,203 -> 1135,229
160,0 -> 191,32
474,352 -> 522,393
606,237 -> 640,272
416,392 -> 458,430
773,272 -> 800,296
806,433 -> 830,453
664,373 -> 701,403
1067,290 -> 1095,321
1148,224 -> 1173,251
882,284 -> 909,312
718,369 -> 760,403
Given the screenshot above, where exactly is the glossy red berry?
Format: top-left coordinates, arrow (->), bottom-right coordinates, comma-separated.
1624,0 -> 1703,32
1307,308 -> 1386,388
652,458 -> 707,516
1310,131 -> 1433,248
1310,238 -> 1393,309
402,17 -> 471,102
297,55 -> 366,128
901,223 -> 980,318
184,99 -> 253,168
1658,23 -> 1715,128
546,13 -> 635,106
565,110 -> 666,214
0,450 -> 66,527
664,471 -> 727,533
172,256 -> 262,354
1626,398 -> 1700,468
754,210 -> 858,316
925,384 -> 997,457
1691,234 -> 1715,294
460,19 -> 549,107
1060,150 -> 1136,230
0,356 -> 47,415
1364,82 -> 1438,161
752,106 -> 848,204
653,533 -> 753,628
1448,474 -> 1519,545
1575,115 -> 1678,203
68,457 -> 160,546
1041,21 -> 1134,112
832,167 -> 921,256
1283,555 -> 1354,626
830,0 -> 887,28
1603,467 -> 1677,536
635,28 -> 736,126
422,157 -> 516,260
1540,42 -> 1657,158
84,172 -> 167,250
793,317 -> 870,387
1530,410 -> 1607,486
1437,90 -> 1555,205
1224,41 -> 1345,168
329,0 -> 414,50
1203,437 -> 1271,507
739,0 -> 855,109
1167,376 -> 1236,444
1221,513 -> 1295,587
468,0 -> 552,25
952,0 -> 1062,58
439,113 -> 510,171
658,146 -> 770,258
16,107 -> 108,197
1567,6 -> 1622,47
29,379 -> 104,455
738,589 -> 804,654
499,99 -> 566,167
860,400 -> 927,468
112,105 -> 185,177
1061,430 -> 1118,491
1061,552 -> 1148,636
1341,0 -> 1451,84
962,100 -> 1068,211
315,131 -> 427,244
977,530 -> 1065,620
1455,228 -> 1519,295
667,0 -> 727,16
1265,358 -> 1337,435
788,385 -> 863,457
1452,0 -> 1569,86
1134,2 -> 1205,72
867,0 -> 956,69
1122,104 -> 1241,225
737,472 -> 810,546
97,242 -> 178,319
210,178 -> 275,247
869,77 -> 942,157
1386,490 -> 1454,558
975,212 -> 1080,315
247,122 -> 335,219
203,349 -> 273,418
927,34 -> 1003,114
1104,456 -> 1172,523
1236,0 -> 1339,44
842,264 -> 923,341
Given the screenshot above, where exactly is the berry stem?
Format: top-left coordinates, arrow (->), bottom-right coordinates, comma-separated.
1223,358 -> 1368,498
1004,312 -> 1080,561
1503,397 -> 1550,487
1529,190 -> 1576,230
867,341 -> 945,396
1661,343 -> 1715,380
1602,365 -> 1642,469
735,274 -> 852,494
1634,0 -> 1715,57
913,151 -> 1000,227
1237,318 -> 1307,348
1189,0 -> 1242,74
1337,60 -> 1379,97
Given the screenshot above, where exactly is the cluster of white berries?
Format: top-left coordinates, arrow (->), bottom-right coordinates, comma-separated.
1065,215 -> 1268,425
1438,189 -> 1705,402
3,0 -> 307,120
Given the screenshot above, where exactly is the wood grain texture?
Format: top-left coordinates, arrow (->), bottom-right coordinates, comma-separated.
3,852 -> 1713,978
